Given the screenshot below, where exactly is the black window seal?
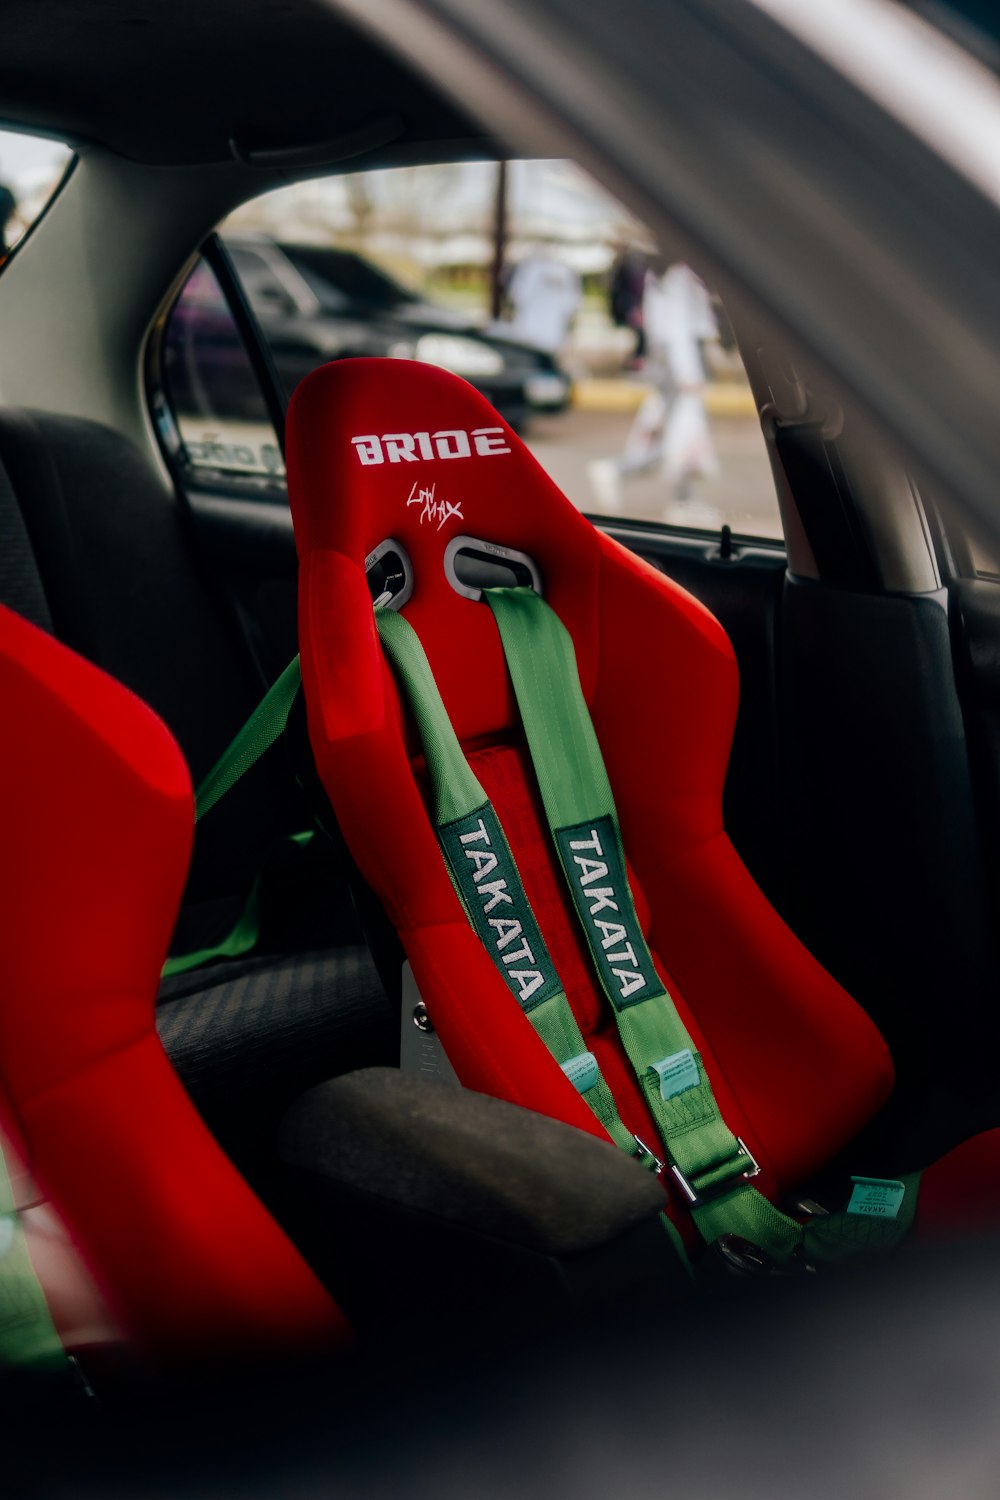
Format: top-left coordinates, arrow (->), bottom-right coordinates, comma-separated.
145,231 -> 291,506
202,232 -> 289,460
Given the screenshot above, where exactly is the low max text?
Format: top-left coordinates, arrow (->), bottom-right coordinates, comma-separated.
406,481 -> 463,531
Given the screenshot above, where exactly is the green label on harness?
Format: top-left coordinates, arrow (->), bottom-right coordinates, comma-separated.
555,815 -> 665,1010
561,1051 -> 600,1094
847,1177 -> 906,1220
649,1049 -> 700,1101
439,802 -> 561,1014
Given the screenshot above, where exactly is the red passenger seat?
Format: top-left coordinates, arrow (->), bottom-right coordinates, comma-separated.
286,358 -> 1000,1255
0,604 -> 348,1361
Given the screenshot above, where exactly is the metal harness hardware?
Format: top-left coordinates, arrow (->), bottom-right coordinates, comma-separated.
669,1138 -> 761,1209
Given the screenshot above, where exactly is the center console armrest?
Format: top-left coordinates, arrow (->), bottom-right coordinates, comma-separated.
275,1069 -> 683,1346
279,1067 -> 664,1257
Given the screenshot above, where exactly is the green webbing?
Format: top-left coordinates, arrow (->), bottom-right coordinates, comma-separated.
161,658 -> 306,977
0,1143 -> 66,1371
803,1173 -> 921,1265
375,613 -> 485,829
161,829 -> 316,979
374,608 -> 649,1169
483,586 -> 921,1267
194,655 -> 303,821
161,874 -> 263,979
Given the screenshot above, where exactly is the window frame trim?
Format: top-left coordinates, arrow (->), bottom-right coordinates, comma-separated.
146,232 -> 290,504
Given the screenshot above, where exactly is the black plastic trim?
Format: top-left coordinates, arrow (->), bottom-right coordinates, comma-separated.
202,233 -> 289,453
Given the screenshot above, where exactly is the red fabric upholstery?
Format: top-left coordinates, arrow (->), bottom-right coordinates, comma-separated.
917,1130 -> 1000,1238
287,358 -> 894,1213
0,604 -> 348,1360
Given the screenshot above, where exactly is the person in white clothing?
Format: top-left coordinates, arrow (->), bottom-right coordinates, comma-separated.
505,248 -> 582,354
589,262 -> 721,517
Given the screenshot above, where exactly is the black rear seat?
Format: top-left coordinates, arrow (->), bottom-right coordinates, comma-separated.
0,408 -> 392,1158
0,407 -> 290,892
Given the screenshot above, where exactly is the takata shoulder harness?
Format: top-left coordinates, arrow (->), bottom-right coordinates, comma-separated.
375,585 -> 920,1274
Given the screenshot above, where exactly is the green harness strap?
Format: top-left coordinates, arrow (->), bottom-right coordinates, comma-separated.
483,586 -> 919,1266
162,658 -> 306,978
374,608 -> 694,1273
195,655 -> 303,820
0,1143 -> 67,1371
375,609 -> 639,1159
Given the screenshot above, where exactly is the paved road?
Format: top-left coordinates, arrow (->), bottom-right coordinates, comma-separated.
523,407 -> 782,540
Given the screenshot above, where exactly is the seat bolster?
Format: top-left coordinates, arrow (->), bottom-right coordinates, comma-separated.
402,922 -> 609,1140
916,1130 -> 1000,1239
0,605 -> 348,1358
589,554 -> 895,1184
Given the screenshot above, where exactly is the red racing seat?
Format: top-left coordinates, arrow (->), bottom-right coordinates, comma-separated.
286,357 -> 1000,1253
0,604 -> 349,1362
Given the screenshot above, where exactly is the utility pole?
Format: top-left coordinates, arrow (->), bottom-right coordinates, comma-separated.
489,159 -> 508,320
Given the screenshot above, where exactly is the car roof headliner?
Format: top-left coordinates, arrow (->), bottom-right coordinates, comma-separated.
0,0 -> 496,167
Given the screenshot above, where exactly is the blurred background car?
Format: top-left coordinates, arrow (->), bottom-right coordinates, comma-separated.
163,233 -> 571,435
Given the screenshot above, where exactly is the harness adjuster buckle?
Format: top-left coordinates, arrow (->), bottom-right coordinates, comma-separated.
669,1138 -> 761,1209
632,1134 -> 667,1174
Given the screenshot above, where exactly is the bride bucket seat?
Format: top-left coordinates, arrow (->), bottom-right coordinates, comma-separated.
286,356 -> 1000,1256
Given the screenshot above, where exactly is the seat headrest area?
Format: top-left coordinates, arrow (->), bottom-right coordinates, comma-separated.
287,357 -> 615,746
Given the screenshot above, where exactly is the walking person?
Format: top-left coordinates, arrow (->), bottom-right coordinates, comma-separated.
589,262 -> 721,519
608,244 -> 648,365
505,244 -> 582,354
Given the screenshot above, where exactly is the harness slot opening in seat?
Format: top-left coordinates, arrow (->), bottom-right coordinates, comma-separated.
443,535 -> 543,602
366,539 -> 414,610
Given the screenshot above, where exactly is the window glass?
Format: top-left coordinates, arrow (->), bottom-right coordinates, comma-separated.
160,257 -> 285,484
166,160 -> 780,538
283,244 -> 414,310
968,537 -> 998,575
933,487 -> 1000,577
0,128 -> 73,266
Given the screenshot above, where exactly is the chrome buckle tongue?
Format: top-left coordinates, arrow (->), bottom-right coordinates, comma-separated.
632,1134 -> 667,1175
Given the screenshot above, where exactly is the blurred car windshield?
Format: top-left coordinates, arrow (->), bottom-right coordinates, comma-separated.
281,244 -> 420,309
